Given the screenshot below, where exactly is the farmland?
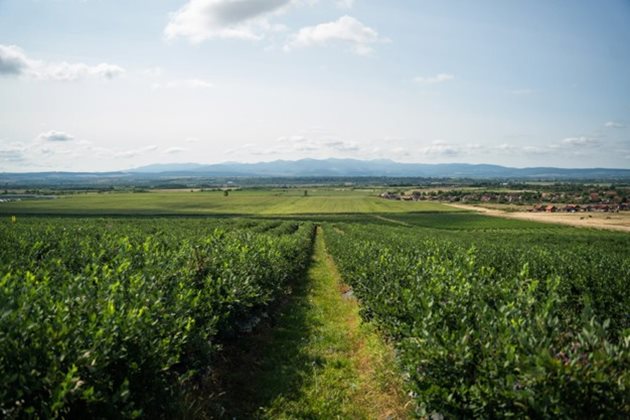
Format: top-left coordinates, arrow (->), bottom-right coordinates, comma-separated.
0,217 -> 315,417
0,189 -> 454,216
326,221 -> 629,417
1,190 -> 629,418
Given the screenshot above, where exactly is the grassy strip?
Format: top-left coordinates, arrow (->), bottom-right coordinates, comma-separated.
0,191 -> 454,215
216,227 -> 411,418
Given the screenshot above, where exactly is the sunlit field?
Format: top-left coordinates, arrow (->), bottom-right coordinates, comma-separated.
0,189 -> 455,215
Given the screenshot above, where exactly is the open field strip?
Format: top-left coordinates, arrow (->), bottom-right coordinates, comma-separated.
446,203 -> 630,232
0,190 -> 455,215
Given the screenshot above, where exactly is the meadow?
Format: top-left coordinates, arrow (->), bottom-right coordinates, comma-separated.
0,189 -> 628,418
0,189 -> 454,216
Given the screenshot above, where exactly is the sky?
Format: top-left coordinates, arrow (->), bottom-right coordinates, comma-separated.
0,0 -> 629,172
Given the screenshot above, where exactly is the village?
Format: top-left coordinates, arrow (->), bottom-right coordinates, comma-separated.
379,188 -> 630,213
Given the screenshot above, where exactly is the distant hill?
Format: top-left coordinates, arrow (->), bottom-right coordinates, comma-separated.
128,158 -> 630,179
2,159 -> 629,187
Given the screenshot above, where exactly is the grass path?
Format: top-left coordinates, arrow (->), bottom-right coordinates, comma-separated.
218,226 -> 411,418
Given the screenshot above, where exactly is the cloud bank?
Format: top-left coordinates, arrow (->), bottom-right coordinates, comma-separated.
0,44 -> 124,81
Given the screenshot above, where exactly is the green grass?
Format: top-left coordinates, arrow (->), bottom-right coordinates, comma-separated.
217,227 -> 411,418
0,189 -> 454,215
386,212 -> 563,230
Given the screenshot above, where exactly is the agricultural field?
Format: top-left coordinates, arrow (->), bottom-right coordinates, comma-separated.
326,219 -> 630,417
1,191 -> 628,418
0,189 -> 454,216
0,217 -> 315,417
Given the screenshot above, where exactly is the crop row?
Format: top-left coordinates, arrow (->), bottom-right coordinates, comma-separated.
325,223 -> 629,417
0,217 -> 315,418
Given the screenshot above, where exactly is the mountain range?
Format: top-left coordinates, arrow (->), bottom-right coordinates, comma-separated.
127,158 -> 630,179
2,159 -> 629,188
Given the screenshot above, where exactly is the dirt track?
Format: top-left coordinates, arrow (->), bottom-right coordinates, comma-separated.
446,203 -> 630,233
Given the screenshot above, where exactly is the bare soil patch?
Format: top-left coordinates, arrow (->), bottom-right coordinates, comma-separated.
447,203 -> 630,233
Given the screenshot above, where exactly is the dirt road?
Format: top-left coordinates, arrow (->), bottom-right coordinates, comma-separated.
447,203 -> 630,233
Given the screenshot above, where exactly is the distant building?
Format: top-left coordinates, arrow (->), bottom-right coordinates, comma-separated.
532,204 -> 544,212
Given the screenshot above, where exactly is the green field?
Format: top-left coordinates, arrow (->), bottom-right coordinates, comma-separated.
0,189 -> 454,215
1,189 -> 628,418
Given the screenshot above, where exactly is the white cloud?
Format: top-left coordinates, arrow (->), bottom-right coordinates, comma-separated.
496,143 -> 549,154
495,137 -> 602,156
413,73 -> 454,85
605,121 -> 624,128
164,146 -> 187,154
38,130 -> 74,142
227,132 -> 362,157
285,15 -> 384,56
0,44 -> 31,75
0,143 -> 27,163
152,78 -> 214,89
562,136 -> 600,146
418,140 -> 462,157
322,140 -> 359,152
165,0 -> 291,43
276,135 -> 360,153
497,144 -> 518,152
0,44 -> 124,81
35,62 -> 124,81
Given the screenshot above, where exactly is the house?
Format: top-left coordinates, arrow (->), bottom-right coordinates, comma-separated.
379,192 -> 402,200
532,204 -> 544,212
545,205 -> 557,213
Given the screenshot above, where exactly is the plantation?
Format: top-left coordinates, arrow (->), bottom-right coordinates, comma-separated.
325,220 -> 630,417
0,217 -> 315,417
1,206 -> 629,418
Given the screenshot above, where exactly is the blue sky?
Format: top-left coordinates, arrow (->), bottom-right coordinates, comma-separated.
0,0 -> 629,171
